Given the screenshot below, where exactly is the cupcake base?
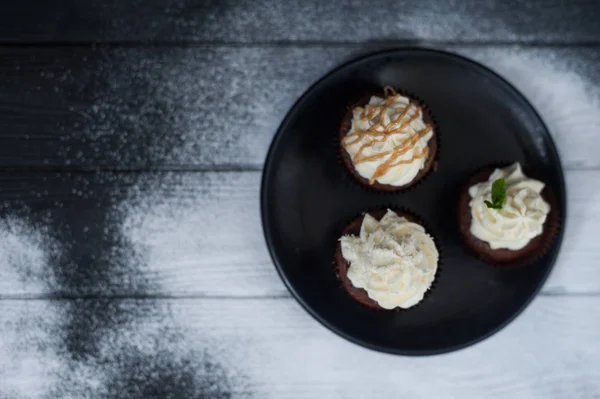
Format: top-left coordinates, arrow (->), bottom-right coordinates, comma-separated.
457,167 -> 559,266
335,209 -> 434,310
338,92 -> 438,192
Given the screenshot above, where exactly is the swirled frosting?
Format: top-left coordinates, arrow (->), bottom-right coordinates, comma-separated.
342,87 -> 434,186
468,163 -> 550,250
339,210 -> 439,309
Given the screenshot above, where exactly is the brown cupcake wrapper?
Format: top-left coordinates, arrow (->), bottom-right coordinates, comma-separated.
529,188 -> 561,264
334,206 -> 443,311
457,163 -> 561,268
498,187 -> 560,268
335,87 -> 440,194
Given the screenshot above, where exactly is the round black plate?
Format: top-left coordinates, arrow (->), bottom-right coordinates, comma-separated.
261,48 -> 566,355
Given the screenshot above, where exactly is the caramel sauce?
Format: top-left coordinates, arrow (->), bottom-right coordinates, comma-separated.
342,87 -> 433,184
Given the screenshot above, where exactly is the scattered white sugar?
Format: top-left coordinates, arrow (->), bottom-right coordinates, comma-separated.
31,300 -> 247,398
0,216 -> 58,296
0,301 -> 64,399
83,301 -> 247,398
160,1 -> 591,43
120,172 -> 279,296
72,46 -> 600,170
3,296 -> 595,399
68,47 -> 347,168
0,300 -> 246,398
0,217 -> 63,398
0,172 -> 265,397
166,297 -> 600,398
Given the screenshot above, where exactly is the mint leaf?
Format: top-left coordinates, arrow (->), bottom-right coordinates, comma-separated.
484,200 -> 502,210
491,178 -> 506,205
484,178 -> 506,210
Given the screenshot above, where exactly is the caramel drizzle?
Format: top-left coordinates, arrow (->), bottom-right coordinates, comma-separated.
342,86 -> 432,184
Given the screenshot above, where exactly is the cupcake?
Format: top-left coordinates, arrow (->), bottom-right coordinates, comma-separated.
335,209 -> 439,309
458,162 -> 558,265
339,86 -> 438,191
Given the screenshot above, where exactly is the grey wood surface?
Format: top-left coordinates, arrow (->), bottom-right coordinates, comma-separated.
0,170 -> 597,298
0,1 -> 599,398
1,297 -> 600,398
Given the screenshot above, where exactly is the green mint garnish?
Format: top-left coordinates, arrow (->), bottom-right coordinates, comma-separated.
484,178 -> 506,210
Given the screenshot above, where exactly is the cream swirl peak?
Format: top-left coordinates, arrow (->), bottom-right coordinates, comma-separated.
342,87 -> 434,186
468,163 -> 551,250
339,210 -> 439,309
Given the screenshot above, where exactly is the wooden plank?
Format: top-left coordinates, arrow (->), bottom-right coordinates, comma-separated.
0,46 -> 599,169
1,296 -> 599,398
0,169 -> 597,297
1,0 -> 599,43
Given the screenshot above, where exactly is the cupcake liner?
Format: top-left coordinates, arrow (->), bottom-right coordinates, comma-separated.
335,87 -> 440,194
457,163 -> 561,268
333,206 -> 443,311
506,186 -> 560,268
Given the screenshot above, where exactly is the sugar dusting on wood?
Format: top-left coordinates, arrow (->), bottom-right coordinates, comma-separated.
56,47 -> 345,168
47,46 -> 600,169
8,0 -> 598,42
2,45 -> 599,169
0,306 -> 59,398
0,216 -> 59,295
120,172 -> 278,296
0,182 -> 252,397
0,217 -> 61,398
0,299 -> 250,398
50,300 -> 249,398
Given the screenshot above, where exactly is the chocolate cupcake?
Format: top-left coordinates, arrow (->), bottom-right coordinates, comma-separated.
339,87 -> 438,191
458,163 -> 558,266
335,209 -> 439,309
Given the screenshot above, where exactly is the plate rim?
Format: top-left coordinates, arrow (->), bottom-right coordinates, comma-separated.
260,47 -> 567,356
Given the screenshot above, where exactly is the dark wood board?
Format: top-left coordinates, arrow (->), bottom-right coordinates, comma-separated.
0,0 -> 599,44
0,45 -> 599,169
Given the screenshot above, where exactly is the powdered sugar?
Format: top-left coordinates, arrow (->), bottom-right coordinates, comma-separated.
60,47 -> 343,169
140,0 -> 596,43
51,300 -> 248,398
0,179 -> 255,397
120,172 -> 280,296
0,301 -> 64,399
0,216 -> 59,296
0,299 -> 250,399
0,217 -> 61,398
40,45 -> 599,170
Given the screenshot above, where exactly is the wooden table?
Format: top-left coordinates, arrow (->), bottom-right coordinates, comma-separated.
0,1 -> 599,398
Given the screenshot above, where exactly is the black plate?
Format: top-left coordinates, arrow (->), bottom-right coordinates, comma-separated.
261,48 -> 566,355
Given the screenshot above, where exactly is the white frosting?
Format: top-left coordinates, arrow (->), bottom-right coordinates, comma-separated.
339,210 -> 439,309
468,163 -> 551,250
343,94 -> 434,186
